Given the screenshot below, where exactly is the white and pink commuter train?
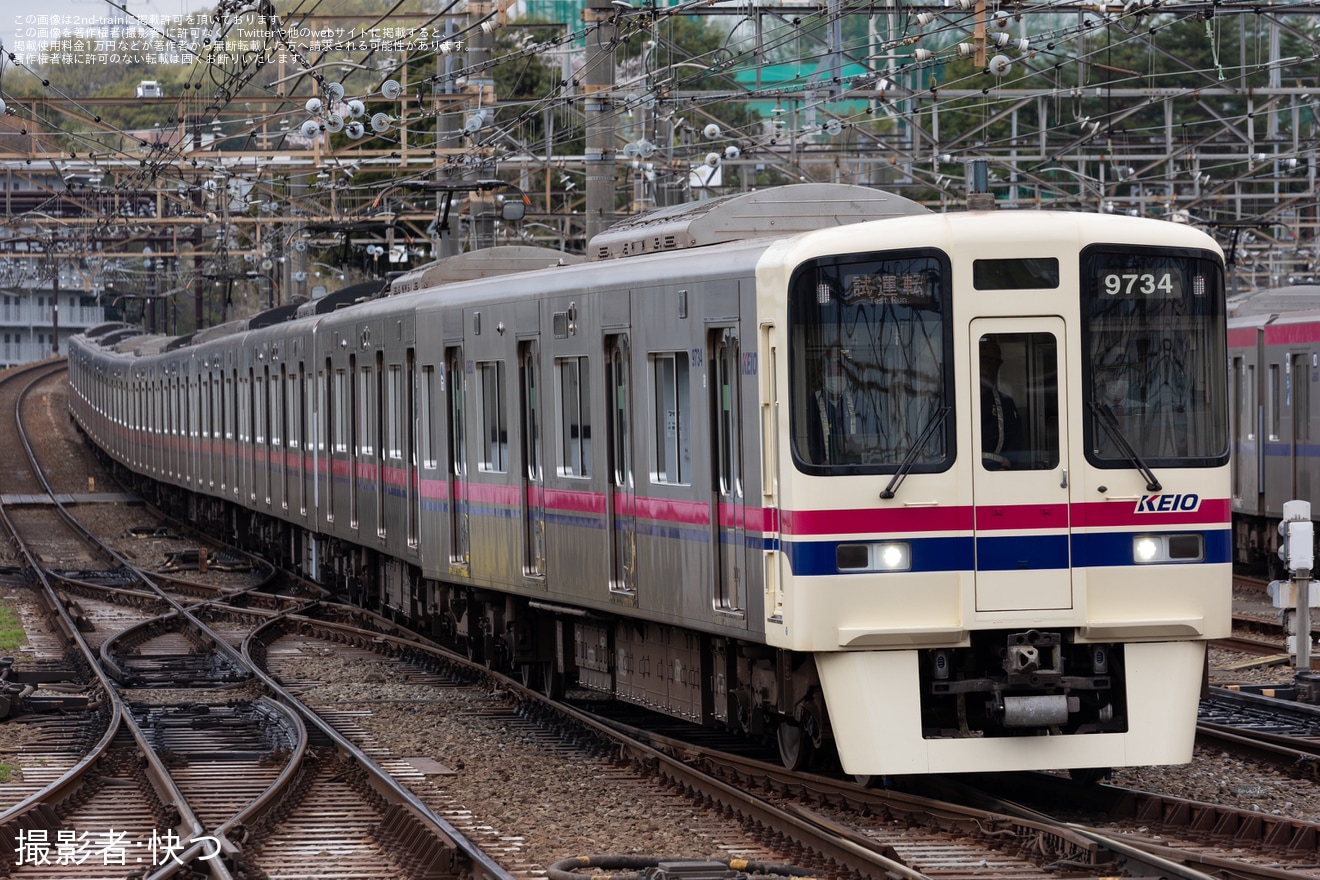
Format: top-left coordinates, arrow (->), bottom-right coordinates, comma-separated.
68,184 -> 1231,776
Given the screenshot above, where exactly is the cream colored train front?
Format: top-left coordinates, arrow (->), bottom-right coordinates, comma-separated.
758,209 -> 1230,774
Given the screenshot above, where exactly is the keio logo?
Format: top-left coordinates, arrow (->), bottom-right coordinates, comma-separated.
1134,494 -> 1200,513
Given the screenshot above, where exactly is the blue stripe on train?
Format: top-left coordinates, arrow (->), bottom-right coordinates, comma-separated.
784,531 -> 1231,577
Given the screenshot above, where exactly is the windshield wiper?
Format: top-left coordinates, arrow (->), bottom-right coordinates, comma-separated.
880,406 -> 950,500
1090,401 -> 1162,492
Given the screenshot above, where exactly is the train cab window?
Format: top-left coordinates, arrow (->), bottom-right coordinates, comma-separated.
479,361 -> 508,473
788,250 -> 953,473
558,356 -> 592,477
1083,247 -> 1228,465
652,351 -> 691,484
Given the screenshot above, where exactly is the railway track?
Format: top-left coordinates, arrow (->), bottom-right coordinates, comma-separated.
0,364 -> 498,879
5,360 -> 1320,880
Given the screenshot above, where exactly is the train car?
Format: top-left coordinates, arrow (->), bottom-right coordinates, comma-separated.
68,184 -> 1232,777
1226,285 -> 1320,575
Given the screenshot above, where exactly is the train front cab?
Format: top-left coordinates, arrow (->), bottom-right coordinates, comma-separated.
763,212 -> 1232,776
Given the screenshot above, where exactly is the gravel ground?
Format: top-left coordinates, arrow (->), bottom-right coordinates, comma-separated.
271,638 -> 1320,880
279,650 -> 771,871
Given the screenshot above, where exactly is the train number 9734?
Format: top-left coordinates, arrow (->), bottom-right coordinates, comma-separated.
1100,271 -> 1178,297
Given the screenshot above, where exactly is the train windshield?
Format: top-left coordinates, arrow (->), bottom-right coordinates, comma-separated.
1083,247 -> 1228,468
788,250 -> 953,474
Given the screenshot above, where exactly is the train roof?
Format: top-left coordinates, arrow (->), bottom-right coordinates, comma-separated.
295,279 -> 389,317
588,183 -> 930,260
389,246 -> 583,296
1228,284 -> 1320,319
84,321 -> 135,340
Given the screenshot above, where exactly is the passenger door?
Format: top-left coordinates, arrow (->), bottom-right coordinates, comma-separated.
606,334 -> 636,596
520,340 -> 546,578
711,328 -> 745,613
970,318 -> 1071,612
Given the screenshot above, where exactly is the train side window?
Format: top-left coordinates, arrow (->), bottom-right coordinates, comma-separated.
478,361 -> 508,473
558,356 -> 592,477
1269,363 -> 1281,441
421,365 -> 438,470
652,351 -> 691,485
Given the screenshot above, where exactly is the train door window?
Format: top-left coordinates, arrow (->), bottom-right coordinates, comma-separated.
421,365 -> 438,470
479,361 -> 508,473
254,373 -> 265,445
980,333 -> 1058,471
333,370 -> 348,454
1269,363 -> 1281,441
388,363 -> 403,463
521,351 -> 542,483
271,368 -> 283,449
652,351 -> 691,484
358,359 -> 373,458
406,350 -> 418,549
285,371 -> 297,454
448,349 -> 467,472
558,356 -> 592,477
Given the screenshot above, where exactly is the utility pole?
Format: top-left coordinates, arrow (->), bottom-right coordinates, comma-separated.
582,0 -> 617,243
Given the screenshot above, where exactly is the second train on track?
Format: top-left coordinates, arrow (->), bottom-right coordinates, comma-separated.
67,184 -> 1231,776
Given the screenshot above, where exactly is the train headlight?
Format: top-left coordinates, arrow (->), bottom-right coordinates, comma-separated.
1132,533 -> 1204,563
836,541 -> 911,572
